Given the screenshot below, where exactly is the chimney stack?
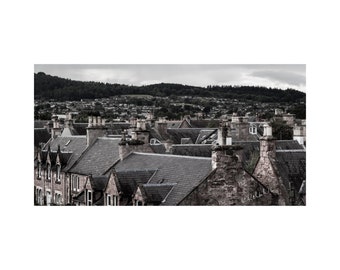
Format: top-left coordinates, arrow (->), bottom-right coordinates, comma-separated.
51,116 -> 61,139
86,116 -> 107,146
260,123 -> 275,159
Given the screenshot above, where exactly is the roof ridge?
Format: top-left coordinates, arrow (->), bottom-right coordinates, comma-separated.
132,152 -> 212,160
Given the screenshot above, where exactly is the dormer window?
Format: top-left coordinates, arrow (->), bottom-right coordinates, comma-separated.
56,165 -> 61,182
47,164 -> 51,180
106,194 -> 111,206
249,125 -> 257,135
87,190 -> 92,206
37,162 -> 42,179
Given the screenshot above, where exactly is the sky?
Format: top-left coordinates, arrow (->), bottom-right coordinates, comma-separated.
34,64 -> 306,92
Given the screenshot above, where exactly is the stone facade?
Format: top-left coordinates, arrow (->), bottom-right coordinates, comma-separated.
181,145 -> 277,205
253,137 -> 289,205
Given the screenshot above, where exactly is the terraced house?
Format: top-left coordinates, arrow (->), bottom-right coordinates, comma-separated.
34,115 -> 306,206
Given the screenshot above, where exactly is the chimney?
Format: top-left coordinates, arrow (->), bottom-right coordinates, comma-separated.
155,120 -> 168,138
211,145 -> 243,170
260,123 -> 275,159
51,116 -> 61,139
218,120 -> 227,145
86,116 -> 107,146
293,124 -> 305,146
164,139 -> 173,153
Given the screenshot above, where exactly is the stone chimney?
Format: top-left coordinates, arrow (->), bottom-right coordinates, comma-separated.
164,139 -> 173,153
86,116 -> 107,146
260,123 -> 275,159
136,119 -> 146,131
217,120 -> 227,145
211,145 -> 243,170
293,124 -> 306,146
64,113 -> 74,129
51,116 -> 61,139
155,120 -> 168,138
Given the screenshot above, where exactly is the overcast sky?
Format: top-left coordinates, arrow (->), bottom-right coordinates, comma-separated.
34,64 -> 306,92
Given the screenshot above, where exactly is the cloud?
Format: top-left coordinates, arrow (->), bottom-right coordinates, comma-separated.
250,70 -> 305,87
34,64 -> 306,92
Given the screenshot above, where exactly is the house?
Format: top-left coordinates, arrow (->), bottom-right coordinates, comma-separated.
252,124 -> 306,205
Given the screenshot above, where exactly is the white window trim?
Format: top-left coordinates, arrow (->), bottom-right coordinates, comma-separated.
56,165 -> 61,182
54,191 -> 62,205
87,190 -> 92,206
106,194 -> 111,206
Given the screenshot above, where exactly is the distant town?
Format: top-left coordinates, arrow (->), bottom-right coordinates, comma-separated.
34,72 -> 306,206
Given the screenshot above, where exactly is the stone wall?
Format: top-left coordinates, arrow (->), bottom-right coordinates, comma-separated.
181,145 -> 276,205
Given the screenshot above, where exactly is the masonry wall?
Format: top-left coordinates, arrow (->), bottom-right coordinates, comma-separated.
180,146 -> 276,205
253,139 -> 288,205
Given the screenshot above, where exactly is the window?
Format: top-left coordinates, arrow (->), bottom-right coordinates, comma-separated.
54,192 -> 62,205
72,175 -> 80,192
47,164 -> 51,180
87,190 -> 92,206
113,195 -> 118,206
35,187 -> 43,205
46,190 -> 52,206
56,165 -> 61,182
106,194 -> 111,206
37,162 -> 42,179
249,125 -> 257,135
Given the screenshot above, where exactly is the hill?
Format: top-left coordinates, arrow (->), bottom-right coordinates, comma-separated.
34,72 -> 306,103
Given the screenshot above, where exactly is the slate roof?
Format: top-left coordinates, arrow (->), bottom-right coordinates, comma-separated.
73,123 -> 88,135
43,136 -> 87,171
106,122 -> 131,135
90,176 -> 109,191
150,144 -> 166,154
167,121 -> 182,128
39,150 -> 73,169
140,183 -> 176,205
171,144 -> 212,157
190,119 -> 220,128
195,129 -> 217,144
274,150 -> 306,193
166,128 -> 203,144
116,170 -> 156,197
115,152 -> 212,205
69,137 -> 120,176
234,140 -> 304,171
34,128 -> 51,147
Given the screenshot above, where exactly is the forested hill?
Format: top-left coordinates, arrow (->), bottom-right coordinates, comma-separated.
34,72 -> 306,103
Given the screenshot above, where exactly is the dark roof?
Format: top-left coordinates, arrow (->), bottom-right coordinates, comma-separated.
90,176 -> 109,191
106,122 -> 131,135
73,123 -> 88,135
39,150 -> 72,168
276,140 -> 304,150
195,129 -> 217,144
34,128 -> 51,147
73,190 -> 84,203
69,138 -> 120,175
234,140 -> 304,172
115,152 -> 212,205
141,183 -> 176,204
150,144 -> 166,154
274,150 -> 306,193
190,119 -> 220,128
116,170 -> 156,197
167,128 -> 203,144
167,121 -> 182,128
171,144 -> 212,157
43,136 -> 87,171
